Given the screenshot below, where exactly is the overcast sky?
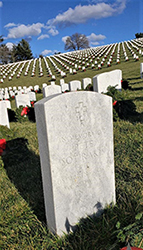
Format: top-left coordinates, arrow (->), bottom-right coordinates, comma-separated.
0,0 -> 142,57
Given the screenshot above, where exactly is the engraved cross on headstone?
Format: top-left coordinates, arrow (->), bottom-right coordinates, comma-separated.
75,102 -> 87,125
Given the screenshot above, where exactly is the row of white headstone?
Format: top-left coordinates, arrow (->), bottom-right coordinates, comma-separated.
43,69 -> 122,98
0,85 -> 39,100
35,55 -> 143,235
0,68 -> 122,129
1,38 -> 143,83
1,63 -> 142,235
0,91 -> 37,128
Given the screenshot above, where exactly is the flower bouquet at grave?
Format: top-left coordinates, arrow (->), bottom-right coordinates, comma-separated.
105,86 -> 137,121
15,105 -> 36,123
15,106 -> 29,122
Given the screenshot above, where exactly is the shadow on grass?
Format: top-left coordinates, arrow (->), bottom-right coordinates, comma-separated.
130,86 -> 143,91
113,99 -> 143,124
2,137 -> 46,224
127,76 -> 141,81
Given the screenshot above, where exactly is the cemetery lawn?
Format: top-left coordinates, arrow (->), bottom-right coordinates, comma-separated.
0,60 -> 143,249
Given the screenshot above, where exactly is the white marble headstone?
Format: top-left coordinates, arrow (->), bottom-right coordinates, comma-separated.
61,83 -> 69,92
82,78 -> 92,89
43,85 -> 62,98
1,100 -> 11,109
0,101 -> 10,128
93,69 -> 122,93
69,80 -> 81,91
35,91 -> 115,236
28,92 -> 36,101
15,94 -> 31,108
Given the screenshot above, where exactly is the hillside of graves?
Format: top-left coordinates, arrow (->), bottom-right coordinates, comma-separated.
0,38 -> 143,250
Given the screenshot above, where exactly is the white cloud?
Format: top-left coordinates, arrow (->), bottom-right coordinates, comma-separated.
4,23 -> 17,28
48,28 -> 59,36
87,33 -> 106,45
90,41 -> 100,45
0,1 -> 3,7
41,49 -> 52,56
6,42 -> 14,50
115,0 -> 126,14
37,34 -> 49,40
47,0 -> 126,27
6,23 -> 44,39
62,36 -> 69,44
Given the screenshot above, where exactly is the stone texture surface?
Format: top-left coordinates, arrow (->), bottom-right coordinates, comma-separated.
82,78 -> 92,89
28,92 -> 36,101
1,100 -> 11,109
15,94 -> 31,108
68,80 -> 81,91
43,85 -> 61,98
0,101 -> 10,128
35,91 -> 115,235
93,69 -> 122,93
61,83 -> 69,92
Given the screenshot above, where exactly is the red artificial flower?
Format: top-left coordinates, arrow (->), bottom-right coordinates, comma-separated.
21,106 -> 30,116
31,101 -> 34,107
35,90 -> 38,93
12,96 -> 15,99
113,100 -> 117,106
0,139 -> 6,156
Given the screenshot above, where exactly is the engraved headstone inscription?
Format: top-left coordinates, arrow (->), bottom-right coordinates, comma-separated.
35,91 -> 115,235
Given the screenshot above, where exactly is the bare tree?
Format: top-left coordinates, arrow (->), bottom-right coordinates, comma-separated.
0,44 -> 12,64
65,33 -> 89,51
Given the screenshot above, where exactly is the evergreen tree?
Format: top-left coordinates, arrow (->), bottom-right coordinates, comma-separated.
13,39 -> 33,61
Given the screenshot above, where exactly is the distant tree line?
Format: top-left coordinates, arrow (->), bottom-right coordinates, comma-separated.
135,33 -> 143,38
0,37 -> 33,64
0,32 -> 90,64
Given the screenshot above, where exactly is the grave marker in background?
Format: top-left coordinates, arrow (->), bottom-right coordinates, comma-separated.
1,100 -> 11,109
69,80 -> 81,91
93,69 -> 122,93
43,85 -> 61,98
28,92 -> 36,101
35,91 -> 115,235
0,101 -> 10,128
15,94 -> 31,108
82,78 -> 92,89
